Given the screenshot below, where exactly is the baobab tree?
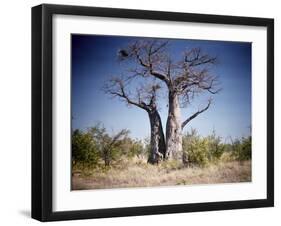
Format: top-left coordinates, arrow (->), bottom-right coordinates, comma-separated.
118,39 -> 220,163
104,76 -> 166,164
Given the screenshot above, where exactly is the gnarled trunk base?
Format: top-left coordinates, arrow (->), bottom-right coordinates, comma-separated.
147,110 -> 166,164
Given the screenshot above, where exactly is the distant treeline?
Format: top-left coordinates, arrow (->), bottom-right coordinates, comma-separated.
72,124 -> 251,170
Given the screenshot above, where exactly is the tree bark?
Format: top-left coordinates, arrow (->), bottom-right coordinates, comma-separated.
165,91 -> 183,161
147,109 -> 166,164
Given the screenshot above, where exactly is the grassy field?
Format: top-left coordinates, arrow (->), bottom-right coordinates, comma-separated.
72,158 -> 251,190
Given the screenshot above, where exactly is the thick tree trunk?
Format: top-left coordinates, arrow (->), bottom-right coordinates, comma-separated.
165,91 -> 183,161
147,109 -> 166,164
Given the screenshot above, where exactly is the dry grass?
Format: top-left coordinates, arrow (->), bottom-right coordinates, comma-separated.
72,159 -> 251,190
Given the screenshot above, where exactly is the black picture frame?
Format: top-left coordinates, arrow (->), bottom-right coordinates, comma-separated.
32,3 -> 274,222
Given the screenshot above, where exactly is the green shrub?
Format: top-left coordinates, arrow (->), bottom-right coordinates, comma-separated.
88,125 -> 129,167
72,124 -> 147,169
183,129 -> 208,166
72,129 -> 99,168
183,129 -> 225,167
231,136 -> 251,161
187,137 -> 209,167
207,131 -> 225,162
119,138 -> 145,158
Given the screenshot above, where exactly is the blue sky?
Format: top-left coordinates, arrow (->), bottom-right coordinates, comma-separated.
72,34 -> 251,142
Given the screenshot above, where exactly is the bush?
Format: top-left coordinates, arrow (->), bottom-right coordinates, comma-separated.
72,129 -> 99,168
207,131 -> 225,162
188,137 -> 210,167
72,124 -> 147,169
183,129 -> 225,167
183,129 -> 208,166
119,138 -> 145,158
87,125 -> 130,167
231,136 -> 251,161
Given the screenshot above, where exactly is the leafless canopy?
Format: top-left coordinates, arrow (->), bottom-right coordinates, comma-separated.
118,39 -> 221,105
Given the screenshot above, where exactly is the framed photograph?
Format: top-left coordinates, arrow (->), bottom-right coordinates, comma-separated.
32,4 -> 274,222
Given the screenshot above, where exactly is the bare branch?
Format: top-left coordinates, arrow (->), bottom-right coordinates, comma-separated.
173,65 -> 221,105
198,78 -> 222,94
135,52 -> 170,84
104,77 -> 149,110
108,129 -> 129,148
149,40 -> 169,55
184,48 -> 217,67
181,99 -> 212,129
120,40 -> 171,84
104,75 -> 162,113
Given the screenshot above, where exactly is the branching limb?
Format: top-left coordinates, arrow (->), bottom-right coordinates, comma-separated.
198,79 -> 221,94
184,48 -> 217,67
181,99 -> 212,129
104,76 -> 162,113
119,40 -> 171,85
107,129 -> 129,149
104,77 -> 149,111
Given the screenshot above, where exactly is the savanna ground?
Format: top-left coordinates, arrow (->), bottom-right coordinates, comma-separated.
71,125 -> 252,190
72,157 -> 251,190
